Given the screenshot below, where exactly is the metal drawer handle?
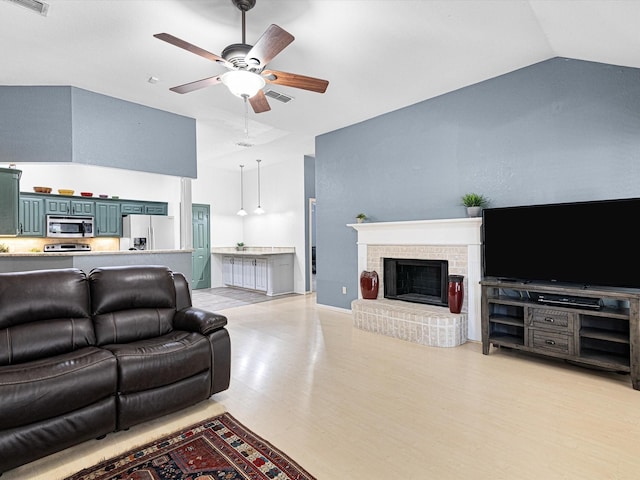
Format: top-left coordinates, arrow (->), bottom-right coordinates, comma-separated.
545,339 -> 556,345
544,317 -> 555,323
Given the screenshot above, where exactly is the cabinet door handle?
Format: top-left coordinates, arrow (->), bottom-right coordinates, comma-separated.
544,317 -> 555,323
545,339 -> 556,345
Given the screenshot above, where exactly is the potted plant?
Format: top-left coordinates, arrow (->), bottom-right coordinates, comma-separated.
461,193 -> 489,217
356,213 -> 367,223
236,242 -> 245,251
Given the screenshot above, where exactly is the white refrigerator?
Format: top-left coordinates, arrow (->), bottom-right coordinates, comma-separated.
120,215 -> 175,250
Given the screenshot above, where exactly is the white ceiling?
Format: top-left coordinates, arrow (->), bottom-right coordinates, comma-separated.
2,0 -> 639,172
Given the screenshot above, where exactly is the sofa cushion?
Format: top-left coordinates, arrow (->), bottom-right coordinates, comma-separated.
89,265 -> 177,344
103,331 -> 211,393
0,268 -> 94,365
0,347 -> 117,430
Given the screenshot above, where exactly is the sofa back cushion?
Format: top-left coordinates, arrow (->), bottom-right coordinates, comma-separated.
0,268 -> 95,365
89,265 -> 177,345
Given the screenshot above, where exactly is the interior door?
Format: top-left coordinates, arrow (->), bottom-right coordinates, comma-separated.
191,204 -> 211,289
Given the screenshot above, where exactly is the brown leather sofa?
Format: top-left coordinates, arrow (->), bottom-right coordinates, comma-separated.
0,265 -> 231,475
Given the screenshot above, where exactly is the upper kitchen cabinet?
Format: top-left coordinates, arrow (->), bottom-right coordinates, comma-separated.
95,201 -> 121,237
0,86 -> 196,178
45,197 -> 95,216
18,194 -> 45,237
120,201 -> 167,216
0,167 -> 21,236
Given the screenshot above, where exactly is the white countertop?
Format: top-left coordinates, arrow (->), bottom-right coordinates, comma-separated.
211,247 -> 295,256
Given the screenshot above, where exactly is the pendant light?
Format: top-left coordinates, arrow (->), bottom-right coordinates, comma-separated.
254,159 -> 265,214
237,164 -> 247,216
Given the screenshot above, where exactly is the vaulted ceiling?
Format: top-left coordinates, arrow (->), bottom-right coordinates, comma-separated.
1,0 -> 639,171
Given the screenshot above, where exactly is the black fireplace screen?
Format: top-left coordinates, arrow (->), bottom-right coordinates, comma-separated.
383,258 -> 449,307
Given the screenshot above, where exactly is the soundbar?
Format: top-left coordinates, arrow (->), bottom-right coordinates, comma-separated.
536,293 -> 602,310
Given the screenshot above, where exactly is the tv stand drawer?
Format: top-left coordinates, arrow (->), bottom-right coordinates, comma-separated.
530,330 -> 574,355
529,308 -> 574,333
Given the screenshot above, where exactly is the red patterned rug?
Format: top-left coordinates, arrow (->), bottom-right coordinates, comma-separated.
64,413 -> 315,480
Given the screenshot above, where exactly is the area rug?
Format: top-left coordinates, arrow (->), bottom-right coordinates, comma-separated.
63,413 -> 316,480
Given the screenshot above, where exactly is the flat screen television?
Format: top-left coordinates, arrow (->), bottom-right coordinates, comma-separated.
482,197 -> 640,290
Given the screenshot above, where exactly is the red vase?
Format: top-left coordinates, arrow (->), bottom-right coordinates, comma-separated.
360,270 -> 379,299
448,275 -> 464,314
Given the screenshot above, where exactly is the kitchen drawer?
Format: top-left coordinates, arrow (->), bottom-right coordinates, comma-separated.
529,330 -> 574,355
529,308 -> 574,333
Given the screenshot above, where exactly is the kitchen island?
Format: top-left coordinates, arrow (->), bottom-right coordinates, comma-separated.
0,249 -> 193,281
211,247 -> 295,296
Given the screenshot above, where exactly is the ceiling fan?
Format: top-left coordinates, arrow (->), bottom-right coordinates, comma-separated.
154,0 -> 329,114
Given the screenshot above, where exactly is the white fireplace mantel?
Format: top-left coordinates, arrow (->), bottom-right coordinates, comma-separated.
348,217 -> 482,245
348,217 -> 483,341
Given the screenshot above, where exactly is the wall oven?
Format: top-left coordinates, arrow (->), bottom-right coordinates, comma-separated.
46,215 -> 94,238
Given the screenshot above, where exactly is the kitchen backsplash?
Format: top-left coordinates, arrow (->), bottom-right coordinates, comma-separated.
0,237 -> 119,253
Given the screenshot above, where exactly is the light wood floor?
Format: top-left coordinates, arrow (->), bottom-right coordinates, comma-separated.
6,293 -> 640,479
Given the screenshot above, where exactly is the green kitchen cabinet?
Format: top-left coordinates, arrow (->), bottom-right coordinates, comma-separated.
45,198 -> 95,216
120,200 -> 167,215
0,167 -> 21,235
95,201 -> 122,237
144,202 -> 167,215
120,201 -> 145,214
18,195 -> 45,237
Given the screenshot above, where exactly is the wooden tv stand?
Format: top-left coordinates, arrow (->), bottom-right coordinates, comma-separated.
481,279 -> 640,390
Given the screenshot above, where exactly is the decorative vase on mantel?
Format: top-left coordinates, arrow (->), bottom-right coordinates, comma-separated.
448,275 -> 464,314
360,270 -> 379,299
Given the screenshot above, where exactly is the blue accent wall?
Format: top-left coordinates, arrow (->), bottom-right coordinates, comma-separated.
0,86 -> 197,178
0,86 -> 73,163
315,57 -> 640,309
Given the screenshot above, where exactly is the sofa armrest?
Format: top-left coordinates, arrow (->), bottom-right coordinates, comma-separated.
174,308 -> 228,335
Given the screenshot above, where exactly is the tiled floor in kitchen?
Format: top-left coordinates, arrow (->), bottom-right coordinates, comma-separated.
191,286 -> 299,311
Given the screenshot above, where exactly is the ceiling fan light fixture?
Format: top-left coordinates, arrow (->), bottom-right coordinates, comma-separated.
221,70 -> 265,98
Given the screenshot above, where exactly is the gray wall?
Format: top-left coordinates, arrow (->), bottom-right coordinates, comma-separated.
303,155 -> 316,292
0,86 -> 197,178
315,57 -> 640,309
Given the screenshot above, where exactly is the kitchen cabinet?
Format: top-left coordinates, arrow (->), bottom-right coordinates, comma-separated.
95,201 -> 122,237
222,254 -> 293,296
242,258 -> 257,289
222,256 -> 234,285
255,258 -> 268,291
18,195 -> 45,237
0,167 -> 21,235
120,201 -> 167,215
231,256 -> 243,287
45,197 -> 95,216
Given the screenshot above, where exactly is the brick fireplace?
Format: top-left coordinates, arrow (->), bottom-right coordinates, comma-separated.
349,218 -> 482,345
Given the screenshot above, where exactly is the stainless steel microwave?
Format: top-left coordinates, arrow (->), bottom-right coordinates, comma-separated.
46,215 -> 94,238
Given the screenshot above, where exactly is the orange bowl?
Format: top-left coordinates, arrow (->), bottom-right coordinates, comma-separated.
80,192 -> 93,197
33,186 -> 52,193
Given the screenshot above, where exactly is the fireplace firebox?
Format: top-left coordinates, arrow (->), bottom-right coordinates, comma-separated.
383,258 -> 449,307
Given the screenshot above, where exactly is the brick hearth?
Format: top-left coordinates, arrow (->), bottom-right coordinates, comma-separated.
349,218 -> 482,345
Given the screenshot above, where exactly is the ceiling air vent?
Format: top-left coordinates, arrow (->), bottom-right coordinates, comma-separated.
264,89 -> 294,103
4,0 -> 49,15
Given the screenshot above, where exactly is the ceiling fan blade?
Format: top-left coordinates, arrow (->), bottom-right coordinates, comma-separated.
262,69 -> 329,94
169,75 -> 223,94
154,33 -> 232,67
245,24 -> 294,68
249,90 -> 271,113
